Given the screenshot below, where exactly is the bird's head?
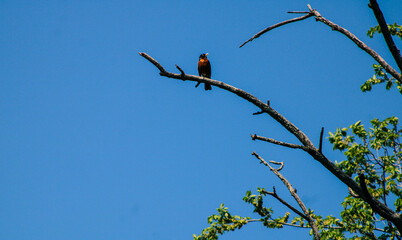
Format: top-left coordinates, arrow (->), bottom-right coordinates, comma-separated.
199,53 -> 208,59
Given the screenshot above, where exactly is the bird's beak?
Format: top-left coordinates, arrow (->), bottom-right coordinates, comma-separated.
205,53 -> 209,56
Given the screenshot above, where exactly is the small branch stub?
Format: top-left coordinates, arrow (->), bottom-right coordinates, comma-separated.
319,127 -> 324,153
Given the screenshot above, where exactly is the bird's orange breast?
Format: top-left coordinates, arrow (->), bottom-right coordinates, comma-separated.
198,59 -> 211,78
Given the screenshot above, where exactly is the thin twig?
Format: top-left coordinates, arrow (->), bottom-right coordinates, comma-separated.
252,111 -> 264,115
239,13 -> 313,48
288,11 -> 310,14
251,134 -> 306,150
269,161 -> 284,171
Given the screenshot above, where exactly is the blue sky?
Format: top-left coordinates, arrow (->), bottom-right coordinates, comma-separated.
1,1 -> 401,239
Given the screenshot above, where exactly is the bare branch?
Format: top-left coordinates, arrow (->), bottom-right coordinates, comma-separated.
251,152 -> 321,240
239,13 -> 313,48
251,134 -> 306,150
239,6 -> 402,83
309,7 -> 402,83
252,111 -> 264,115
369,0 -> 402,72
139,52 -> 167,73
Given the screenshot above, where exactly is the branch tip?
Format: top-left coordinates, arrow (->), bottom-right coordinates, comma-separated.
139,52 -> 167,73
288,11 -> 310,14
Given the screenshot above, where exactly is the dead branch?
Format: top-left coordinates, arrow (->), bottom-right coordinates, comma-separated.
252,152 -> 320,240
239,13 -> 313,48
251,134 -> 306,150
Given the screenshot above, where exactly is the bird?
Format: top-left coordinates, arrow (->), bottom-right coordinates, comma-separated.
197,53 -> 212,90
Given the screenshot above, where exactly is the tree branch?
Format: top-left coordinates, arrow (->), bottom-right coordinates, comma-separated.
239,5 -> 402,83
251,134 -> 307,150
308,6 -> 402,83
139,52 -> 167,73
368,0 -> 402,73
252,152 -> 321,240
239,12 -> 313,48
140,51 -> 402,232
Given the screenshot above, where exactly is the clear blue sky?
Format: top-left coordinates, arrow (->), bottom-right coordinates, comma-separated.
1,1 -> 401,239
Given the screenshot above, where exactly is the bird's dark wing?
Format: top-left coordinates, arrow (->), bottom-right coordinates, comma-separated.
205,59 -> 211,78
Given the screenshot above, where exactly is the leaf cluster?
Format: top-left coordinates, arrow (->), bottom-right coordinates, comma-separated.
363,23 -> 402,93
329,117 -> 402,239
367,23 -> 402,40
361,64 -> 402,93
192,204 -> 250,240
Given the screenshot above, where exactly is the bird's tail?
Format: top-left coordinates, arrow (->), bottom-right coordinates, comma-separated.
205,83 -> 212,91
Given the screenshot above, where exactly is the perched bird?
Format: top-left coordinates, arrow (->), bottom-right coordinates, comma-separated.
197,53 -> 212,90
